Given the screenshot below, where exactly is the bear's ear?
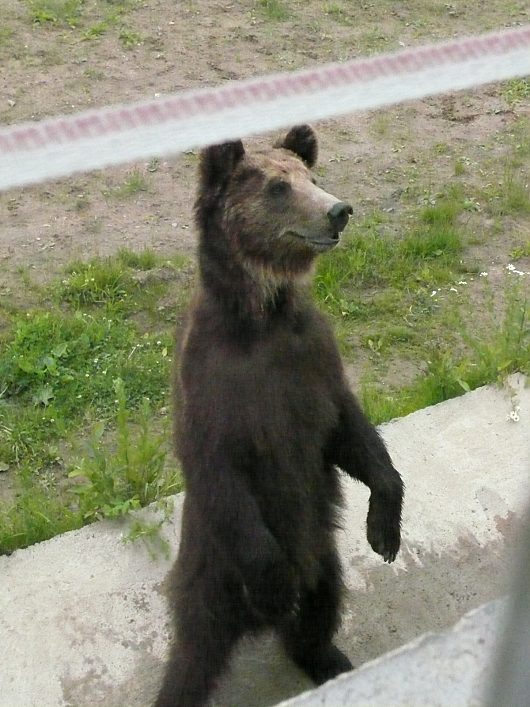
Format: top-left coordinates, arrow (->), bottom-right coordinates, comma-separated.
199,140 -> 245,189
275,125 -> 318,168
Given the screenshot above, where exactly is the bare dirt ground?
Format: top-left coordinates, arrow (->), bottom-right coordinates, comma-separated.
1,0 -> 529,281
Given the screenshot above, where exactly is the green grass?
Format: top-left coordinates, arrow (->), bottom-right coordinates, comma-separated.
0,379 -> 181,554
361,281 -> 529,424
257,0 -> 290,20
0,27 -> 14,46
502,78 -> 530,106
26,0 -> 84,26
119,28 -> 143,48
0,310 -> 172,464
56,248 -> 185,313
103,170 -> 148,199
314,190 -> 467,324
485,177 -> 530,217
0,249 -> 191,554
0,480 -> 83,554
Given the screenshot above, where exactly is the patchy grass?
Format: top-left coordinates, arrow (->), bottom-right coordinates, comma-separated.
314,186 -> 468,326
103,170 -> 149,200
119,28 -> 143,48
0,248 -> 193,553
502,78 -> 530,106
361,281 -> 529,423
23,0 -> 141,53
489,172 -> 530,216
26,0 -> 84,26
257,0 -> 290,21
0,379 -> 181,554
0,27 -> 14,46
0,310 -> 172,465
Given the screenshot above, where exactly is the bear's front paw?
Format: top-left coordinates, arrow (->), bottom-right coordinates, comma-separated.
366,500 -> 401,563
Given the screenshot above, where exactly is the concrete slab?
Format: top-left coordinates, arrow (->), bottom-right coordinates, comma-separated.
277,598 -> 507,707
279,504 -> 530,707
1,374 -> 529,707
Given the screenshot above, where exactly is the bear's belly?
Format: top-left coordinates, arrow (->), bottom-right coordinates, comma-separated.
241,378 -> 343,581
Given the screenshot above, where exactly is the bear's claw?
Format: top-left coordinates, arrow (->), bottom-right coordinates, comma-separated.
366,513 -> 401,564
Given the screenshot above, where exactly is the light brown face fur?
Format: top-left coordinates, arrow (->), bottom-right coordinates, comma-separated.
223,147 -> 351,280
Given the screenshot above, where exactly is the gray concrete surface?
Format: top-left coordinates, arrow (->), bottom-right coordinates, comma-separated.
1,374 -> 529,707
278,598 -> 507,707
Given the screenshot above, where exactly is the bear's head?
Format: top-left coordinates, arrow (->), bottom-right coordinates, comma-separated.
196,125 -> 352,281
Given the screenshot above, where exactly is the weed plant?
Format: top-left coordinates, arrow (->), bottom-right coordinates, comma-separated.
69,378 -> 180,522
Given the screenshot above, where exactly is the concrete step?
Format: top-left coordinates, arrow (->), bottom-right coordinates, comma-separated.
279,598 -> 506,707
1,374 -> 528,707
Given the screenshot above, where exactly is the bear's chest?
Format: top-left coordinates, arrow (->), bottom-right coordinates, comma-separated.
225,322 -> 341,449
182,303 -> 344,455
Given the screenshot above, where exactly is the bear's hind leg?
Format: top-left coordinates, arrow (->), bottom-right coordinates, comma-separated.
279,549 -> 352,685
154,580 -> 244,707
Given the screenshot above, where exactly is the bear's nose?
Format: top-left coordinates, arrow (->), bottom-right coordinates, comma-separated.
327,202 -> 353,233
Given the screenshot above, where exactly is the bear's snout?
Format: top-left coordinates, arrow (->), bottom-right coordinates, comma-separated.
327,202 -> 353,234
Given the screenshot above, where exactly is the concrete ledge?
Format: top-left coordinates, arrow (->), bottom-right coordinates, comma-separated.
1,374 -> 528,707
278,598 -> 506,707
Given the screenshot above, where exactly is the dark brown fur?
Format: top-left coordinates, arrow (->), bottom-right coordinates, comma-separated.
155,126 -> 404,707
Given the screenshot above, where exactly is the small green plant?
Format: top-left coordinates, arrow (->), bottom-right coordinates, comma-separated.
257,0 -> 290,21
58,260 -> 135,307
124,517 -> 171,559
83,21 -> 107,39
84,67 -> 105,80
486,170 -> 530,216
502,78 -> 530,106
104,169 -> 148,199
69,378 -> 181,522
510,241 -> 530,260
119,28 -> 143,48
454,159 -> 466,176
26,0 -> 84,26
0,27 -> 14,46
117,247 -> 158,270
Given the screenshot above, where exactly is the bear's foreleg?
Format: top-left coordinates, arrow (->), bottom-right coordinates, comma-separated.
330,390 -> 404,563
185,453 -> 301,620
279,548 -> 352,684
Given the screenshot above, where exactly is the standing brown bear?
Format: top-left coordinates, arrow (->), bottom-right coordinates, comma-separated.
155,125 -> 404,707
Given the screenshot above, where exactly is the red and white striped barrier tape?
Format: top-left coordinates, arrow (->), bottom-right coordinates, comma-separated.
1,25 -> 529,191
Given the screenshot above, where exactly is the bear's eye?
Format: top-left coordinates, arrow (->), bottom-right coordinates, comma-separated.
267,178 -> 291,197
